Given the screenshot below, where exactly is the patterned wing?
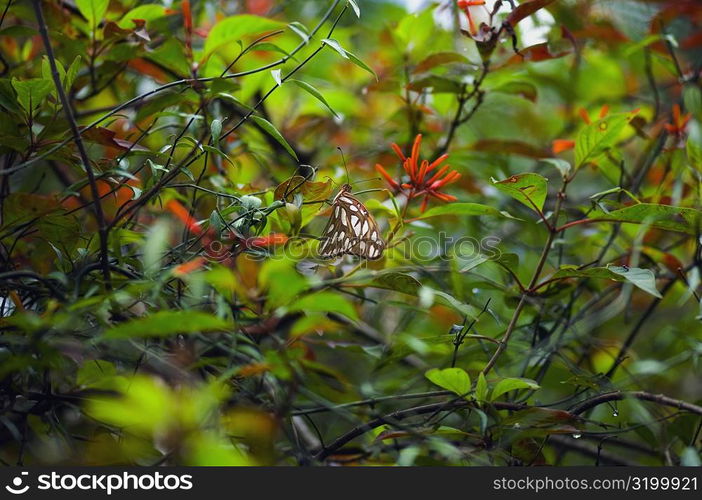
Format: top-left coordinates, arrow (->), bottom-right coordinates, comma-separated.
318,187 -> 385,260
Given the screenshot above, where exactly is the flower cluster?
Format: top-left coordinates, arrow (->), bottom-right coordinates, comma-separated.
376,134 -> 461,212
457,0 -> 492,38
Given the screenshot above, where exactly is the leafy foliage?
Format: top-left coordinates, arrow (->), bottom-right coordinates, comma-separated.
1,0 -> 701,467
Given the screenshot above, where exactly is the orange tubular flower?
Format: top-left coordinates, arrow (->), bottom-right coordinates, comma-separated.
244,233 -> 289,249
552,139 -> 575,154
375,134 -> 460,212
664,104 -> 691,137
173,256 -> 207,276
165,199 -> 202,235
456,0 -> 488,37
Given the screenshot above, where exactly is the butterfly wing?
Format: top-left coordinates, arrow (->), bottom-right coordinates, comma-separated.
318,189 -> 385,260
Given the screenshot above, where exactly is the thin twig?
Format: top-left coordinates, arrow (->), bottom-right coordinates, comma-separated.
32,0 -> 112,290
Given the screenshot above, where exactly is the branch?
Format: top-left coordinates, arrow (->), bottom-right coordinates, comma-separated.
481,183 -> 568,375
317,390 -> 702,461
604,274 -> 680,378
32,0 -> 111,290
433,60 -> 489,157
292,390 -> 452,416
547,435 -> 636,466
0,271 -> 67,301
570,391 -> 702,417
315,399 -> 525,460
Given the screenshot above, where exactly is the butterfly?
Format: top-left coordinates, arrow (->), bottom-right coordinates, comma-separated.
318,184 -> 385,260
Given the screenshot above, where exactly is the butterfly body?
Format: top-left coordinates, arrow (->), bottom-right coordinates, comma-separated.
318,184 -> 385,260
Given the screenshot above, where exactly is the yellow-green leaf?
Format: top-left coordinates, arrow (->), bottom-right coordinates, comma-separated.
425,367 -> 471,396
103,311 -> 232,339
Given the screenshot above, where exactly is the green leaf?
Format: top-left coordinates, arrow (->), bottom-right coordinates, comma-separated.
575,111 -> 637,168
593,203 -> 702,235
348,0 -> 361,18
117,4 -> 167,29
77,360 -> 116,387
271,69 -> 282,86
551,265 -> 662,298
413,52 -> 468,74
260,258 -> 308,307
288,291 -> 359,320
288,21 -> 309,42
540,158 -> 572,179
250,115 -> 298,160
210,119 -> 222,142
494,252 -> 519,271
608,266 -> 662,298
681,446 -> 702,467
491,377 -> 540,401
684,84 -> 702,121
142,219 -> 171,277
288,79 -> 338,117
12,78 -> 54,114
250,42 -> 291,58
321,38 -> 377,80
75,0 -> 109,28
64,56 -> 82,93
425,368 -> 471,396
491,80 -> 538,102
345,50 -> 378,81
321,38 -> 348,59
127,185 -> 141,200
475,372 -> 488,403
492,173 -> 548,212
459,254 -> 490,273
407,75 -> 464,94
0,25 -> 36,37
419,202 -> 511,220
429,289 -> 476,318
589,187 -> 640,203
146,38 -> 191,77
41,57 -> 66,97
394,8 -> 434,52
202,145 -> 235,167
204,15 -> 285,57
103,311 -> 232,339
687,119 -> 702,168
371,272 -> 422,295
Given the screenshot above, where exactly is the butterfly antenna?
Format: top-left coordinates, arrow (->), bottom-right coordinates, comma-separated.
337,147 -> 350,186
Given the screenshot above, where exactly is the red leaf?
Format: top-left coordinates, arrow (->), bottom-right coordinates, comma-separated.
82,127 -> 149,151
413,52 -> 468,74
681,30 -> 702,50
506,0 -> 557,26
503,42 -> 570,66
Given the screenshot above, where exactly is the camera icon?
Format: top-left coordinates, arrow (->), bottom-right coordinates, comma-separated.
5,471 -> 29,495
